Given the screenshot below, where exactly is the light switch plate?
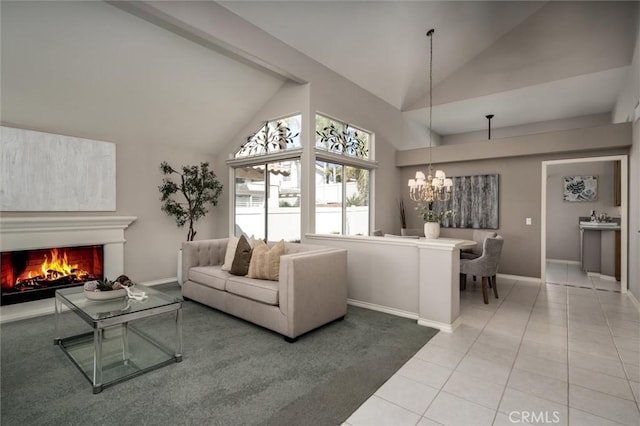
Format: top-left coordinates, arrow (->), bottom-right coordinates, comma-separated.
526,218 -> 532,225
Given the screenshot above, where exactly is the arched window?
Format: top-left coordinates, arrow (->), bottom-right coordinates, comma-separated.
235,115 -> 301,159
228,112 -> 376,240
316,114 -> 370,160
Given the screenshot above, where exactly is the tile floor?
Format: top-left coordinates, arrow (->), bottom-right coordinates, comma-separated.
345,274 -> 640,426
546,261 -> 621,292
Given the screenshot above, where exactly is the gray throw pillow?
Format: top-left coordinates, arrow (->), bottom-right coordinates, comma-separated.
230,234 -> 252,276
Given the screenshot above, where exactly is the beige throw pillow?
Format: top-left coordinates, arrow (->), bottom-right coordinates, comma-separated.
247,240 -> 285,281
221,237 -> 240,271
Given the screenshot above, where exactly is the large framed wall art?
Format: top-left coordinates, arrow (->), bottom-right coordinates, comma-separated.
436,174 -> 499,229
0,126 -> 116,211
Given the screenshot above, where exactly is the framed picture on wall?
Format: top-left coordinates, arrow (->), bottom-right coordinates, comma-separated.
563,175 -> 597,202
438,174 -> 499,229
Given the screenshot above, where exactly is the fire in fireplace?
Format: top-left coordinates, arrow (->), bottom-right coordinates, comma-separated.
1,245 -> 103,305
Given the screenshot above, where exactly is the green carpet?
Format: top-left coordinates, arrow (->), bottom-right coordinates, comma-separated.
1,283 -> 437,426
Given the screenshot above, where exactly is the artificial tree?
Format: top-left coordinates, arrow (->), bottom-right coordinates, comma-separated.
159,161 -> 223,241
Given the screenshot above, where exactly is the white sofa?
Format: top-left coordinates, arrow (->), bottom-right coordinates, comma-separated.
181,239 -> 348,341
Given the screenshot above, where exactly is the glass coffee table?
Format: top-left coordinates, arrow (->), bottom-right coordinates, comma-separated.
54,285 -> 182,393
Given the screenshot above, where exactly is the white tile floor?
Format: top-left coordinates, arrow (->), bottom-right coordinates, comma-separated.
345,274 -> 640,426
546,261 -> 621,292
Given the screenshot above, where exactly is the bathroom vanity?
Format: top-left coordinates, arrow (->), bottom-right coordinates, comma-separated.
579,218 -> 621,281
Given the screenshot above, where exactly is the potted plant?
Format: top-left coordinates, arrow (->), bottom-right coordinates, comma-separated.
416,202 -> 454,239
159,161 -> 223,241
159,161 -> 223,284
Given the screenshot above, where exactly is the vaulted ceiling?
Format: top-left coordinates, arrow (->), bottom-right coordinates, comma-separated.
1,1 -> 286,154
221,1 -> 638,136
1,1 -> 638,154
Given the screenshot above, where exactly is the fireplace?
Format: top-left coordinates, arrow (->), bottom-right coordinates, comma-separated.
0,216 -> 136,318
1,245 -> 104,305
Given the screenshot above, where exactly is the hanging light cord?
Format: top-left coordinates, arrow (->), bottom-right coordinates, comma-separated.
427,29 -> 434,168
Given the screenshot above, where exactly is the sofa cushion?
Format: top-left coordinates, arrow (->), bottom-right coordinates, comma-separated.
230,235 -> 253,276
188,266 -> 229,291
226,276 -> 279,305
248,239 -> 284,280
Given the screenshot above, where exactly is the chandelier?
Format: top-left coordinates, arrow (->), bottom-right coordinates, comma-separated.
408,29 -> 452,203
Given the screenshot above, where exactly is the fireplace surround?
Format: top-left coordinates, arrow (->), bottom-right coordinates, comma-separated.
0,217 -> 136,315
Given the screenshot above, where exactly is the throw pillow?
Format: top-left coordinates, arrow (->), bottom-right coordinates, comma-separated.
221,236 -> 240,271
247,239 -> 285,281
230,235 -> 253,276
222,235 -> 255,271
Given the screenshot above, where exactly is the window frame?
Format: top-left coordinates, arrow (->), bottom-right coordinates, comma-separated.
227,112 -> 378,240
230,152 -> 302,241
229,113 -> 303,240
314,113 -> 377,236
315,160 -> 371,236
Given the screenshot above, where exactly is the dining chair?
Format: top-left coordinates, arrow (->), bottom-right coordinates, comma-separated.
460,236 -> 504,304
460,230 -> 497,260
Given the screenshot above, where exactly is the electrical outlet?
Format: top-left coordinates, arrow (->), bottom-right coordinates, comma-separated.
526,218 -> 532,225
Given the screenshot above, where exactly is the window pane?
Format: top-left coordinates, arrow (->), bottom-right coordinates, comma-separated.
315,114 -> 370,160
235,114 -> 301,159
315,161 -> 343,234
345,166 -> 369,236
267,159 -> 301,242
234,166 -> 265,239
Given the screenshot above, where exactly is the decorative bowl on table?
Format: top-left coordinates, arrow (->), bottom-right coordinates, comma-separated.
83,275 -> 135,301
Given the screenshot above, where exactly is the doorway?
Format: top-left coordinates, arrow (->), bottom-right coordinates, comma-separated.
541,156 -> 628,292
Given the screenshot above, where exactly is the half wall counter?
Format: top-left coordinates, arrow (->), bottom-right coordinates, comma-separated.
304,234 -> 475,332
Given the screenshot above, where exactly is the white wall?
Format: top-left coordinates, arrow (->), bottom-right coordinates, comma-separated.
310,83 -> 403,235
115,142 -> 219,281
149,1 -> 409,237
214,81 -> 311,238
431,2 -> 637,107
629,120 -> 640,301
613,5 -> 640,302
307,236 -> 420,315
442,113 -> 612,145
1,136 -> 218,283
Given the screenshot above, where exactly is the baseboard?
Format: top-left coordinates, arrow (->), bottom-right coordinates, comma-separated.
546,259 -> 581,265
140,277 -> 177,287
628,291 -> 640,313
418,316 -> 461,333
346,299 -> 462,333
496,273 -> 542,283
347,299 -> 418,321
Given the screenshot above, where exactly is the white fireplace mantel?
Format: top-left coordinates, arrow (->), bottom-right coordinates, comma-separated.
1,216 -> 137,322
0,216 -> 137,250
